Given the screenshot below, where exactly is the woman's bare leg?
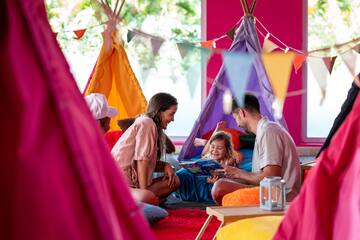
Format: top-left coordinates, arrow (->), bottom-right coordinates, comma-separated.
131,188 -> 159,205
148,175 -> 180,200
211,178 -> 250,205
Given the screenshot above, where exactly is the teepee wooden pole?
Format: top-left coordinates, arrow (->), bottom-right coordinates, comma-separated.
116,0 -> 126,17
114,0 -> 120,14
249,0 -> 257,14
240,0 -> 250,16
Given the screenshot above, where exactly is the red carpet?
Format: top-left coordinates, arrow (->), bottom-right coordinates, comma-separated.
152,209 -> 221,240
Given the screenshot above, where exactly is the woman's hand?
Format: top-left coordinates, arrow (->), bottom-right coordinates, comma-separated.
163,162 -> 176,188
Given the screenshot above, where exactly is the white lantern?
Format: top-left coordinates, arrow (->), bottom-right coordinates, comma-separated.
259,176 -> 286,211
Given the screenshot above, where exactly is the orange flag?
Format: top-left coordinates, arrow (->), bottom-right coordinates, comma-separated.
74,29 -> 86,40
293,54 -> 307,74
201,40 -> 215,49
262,52 -> 295,118
262,52 -> 295,102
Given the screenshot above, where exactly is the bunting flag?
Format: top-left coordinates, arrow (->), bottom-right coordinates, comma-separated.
223,52 -> 255,106
201,40 -> 215,49
322,56 -> 337,74
353,44 -> 360,54
127,29 -> 136,43
340,49 -> 358,78
226,25 -> 236,40
262,38 -> 279,53
150,38 -> 164,57
176,42 -> 195,59
293,54 -> 307,74
308,56 -> 329,104
262,52 -> 295,102
262,52 -> 295,118
73,29 -> 86,39
186,63 -> 201,98
201,47 -> 212,67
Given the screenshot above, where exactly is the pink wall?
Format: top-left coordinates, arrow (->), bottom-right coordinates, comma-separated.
205,0 -> 318,146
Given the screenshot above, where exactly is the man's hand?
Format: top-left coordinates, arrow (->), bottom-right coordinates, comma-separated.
163,163 -> 176,188
222,165 -> 242,178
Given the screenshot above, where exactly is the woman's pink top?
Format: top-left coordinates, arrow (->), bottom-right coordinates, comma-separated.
111,115 -> 158,188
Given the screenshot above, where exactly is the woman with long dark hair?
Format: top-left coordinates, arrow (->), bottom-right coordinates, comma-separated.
112,92 -> 180,205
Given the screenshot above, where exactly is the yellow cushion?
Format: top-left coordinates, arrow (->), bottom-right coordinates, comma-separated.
216,216 -> 283,240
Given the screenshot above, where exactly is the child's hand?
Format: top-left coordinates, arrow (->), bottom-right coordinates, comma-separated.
215,121 -> 227,131
233,151 -> 244,163
207,175 -> 220,184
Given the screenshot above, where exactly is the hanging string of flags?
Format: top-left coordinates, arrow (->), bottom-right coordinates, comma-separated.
55,17 -> 360,108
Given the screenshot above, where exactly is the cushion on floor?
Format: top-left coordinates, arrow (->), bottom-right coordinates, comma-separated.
217,215 -> 283,240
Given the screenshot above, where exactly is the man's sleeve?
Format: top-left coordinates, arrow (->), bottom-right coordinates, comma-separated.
257,130 -> 284,170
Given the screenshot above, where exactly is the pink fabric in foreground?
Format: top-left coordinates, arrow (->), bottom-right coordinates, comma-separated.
0,0 -> 153,239
274,95 -> 360,240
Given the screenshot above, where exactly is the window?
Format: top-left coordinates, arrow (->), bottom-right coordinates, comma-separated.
306,0 -> 360,138
46,0 -> 202,138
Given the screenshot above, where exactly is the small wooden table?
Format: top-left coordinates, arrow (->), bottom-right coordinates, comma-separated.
195,205 -> 287,240
301,160 -> 317,170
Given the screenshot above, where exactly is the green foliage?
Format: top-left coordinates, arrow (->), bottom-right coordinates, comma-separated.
308,0 -> 359,51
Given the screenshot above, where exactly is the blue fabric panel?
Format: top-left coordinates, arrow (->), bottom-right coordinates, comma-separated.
141,202 -> 168,225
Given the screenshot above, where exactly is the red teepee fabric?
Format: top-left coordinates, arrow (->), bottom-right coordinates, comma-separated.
0,0 -> 153,239
274,94 -> 360,240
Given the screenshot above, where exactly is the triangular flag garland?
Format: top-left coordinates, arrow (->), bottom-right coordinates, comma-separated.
223,52 -> 255,106
127,29 -> 136,43
308,56 -> 329,104
53,17 -> 359,108
353,44 -> 360,54
322,56 -> 337,75
53,16 -> 359,60
226,26 -> 236,41
201,40 -> 215,49
176,42 -> 195,59
293,54 -> 307,74
262,52 -> 295,102
200,48 -> 212,68
262,52 -> 295,118
340,50 -> 358,78
73,29 -> 86,39
150,38 -> 164,57
262,38 -> 279,53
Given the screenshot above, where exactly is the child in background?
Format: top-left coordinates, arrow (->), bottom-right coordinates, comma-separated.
204,131 -> 240,184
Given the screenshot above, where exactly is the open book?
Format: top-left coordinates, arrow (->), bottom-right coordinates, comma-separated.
179,159 -> 224,176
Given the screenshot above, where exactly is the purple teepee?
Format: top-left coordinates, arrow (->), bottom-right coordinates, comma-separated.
179,16 -> 287,160
0,0 -> 153,239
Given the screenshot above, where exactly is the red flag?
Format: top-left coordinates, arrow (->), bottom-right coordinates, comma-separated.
293,54 -> 307,74
73,29 -> 86,39
322,56 -> 337,75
